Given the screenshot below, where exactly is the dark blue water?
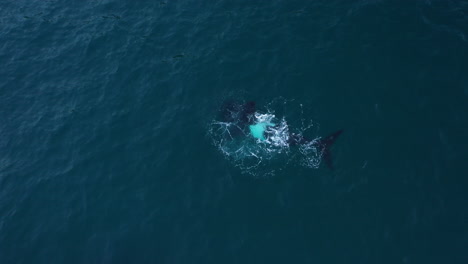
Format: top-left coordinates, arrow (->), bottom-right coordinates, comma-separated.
1,0 -> 467,263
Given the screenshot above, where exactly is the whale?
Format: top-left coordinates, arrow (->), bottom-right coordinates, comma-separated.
218,100 -> 343,169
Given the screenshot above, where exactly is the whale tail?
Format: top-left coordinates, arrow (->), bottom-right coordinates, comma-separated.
316,129 -> 343,170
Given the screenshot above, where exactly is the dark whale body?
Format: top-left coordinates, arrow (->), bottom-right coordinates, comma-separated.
218,100 -> 256,137
219,100 -> 256,125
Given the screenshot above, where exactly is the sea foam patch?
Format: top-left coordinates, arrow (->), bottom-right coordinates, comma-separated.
209,99 -> 322,177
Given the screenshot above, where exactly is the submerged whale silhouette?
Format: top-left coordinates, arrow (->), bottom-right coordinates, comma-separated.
218,100 -> 343,169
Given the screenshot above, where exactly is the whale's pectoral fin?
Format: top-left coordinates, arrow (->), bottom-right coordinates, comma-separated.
317,129 -> 344,170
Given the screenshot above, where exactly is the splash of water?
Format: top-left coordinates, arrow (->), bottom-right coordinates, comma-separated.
208,101 -> 323,177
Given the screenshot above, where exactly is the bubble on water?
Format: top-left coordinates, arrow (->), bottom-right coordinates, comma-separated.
299,138 -> 323,168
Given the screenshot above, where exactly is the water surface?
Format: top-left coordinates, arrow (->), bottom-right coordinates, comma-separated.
1,0 -> 467,263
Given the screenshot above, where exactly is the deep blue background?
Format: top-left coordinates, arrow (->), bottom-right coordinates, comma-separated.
1,0 -> 467,263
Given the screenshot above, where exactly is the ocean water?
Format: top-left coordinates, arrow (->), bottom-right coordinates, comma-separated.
1,0 -> 467,263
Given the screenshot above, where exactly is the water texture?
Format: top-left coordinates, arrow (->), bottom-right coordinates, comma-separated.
1,0 -> 467,263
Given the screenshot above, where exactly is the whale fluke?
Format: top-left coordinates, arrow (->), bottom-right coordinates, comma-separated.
316,129 -> 343,170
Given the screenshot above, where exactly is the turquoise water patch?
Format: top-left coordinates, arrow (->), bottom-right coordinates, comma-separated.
249,122 -> 275,140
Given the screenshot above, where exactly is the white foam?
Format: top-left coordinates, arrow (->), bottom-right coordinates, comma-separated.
209,100 -> 323,177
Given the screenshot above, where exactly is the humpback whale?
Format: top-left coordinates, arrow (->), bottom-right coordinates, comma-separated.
218,100 -> 343,169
